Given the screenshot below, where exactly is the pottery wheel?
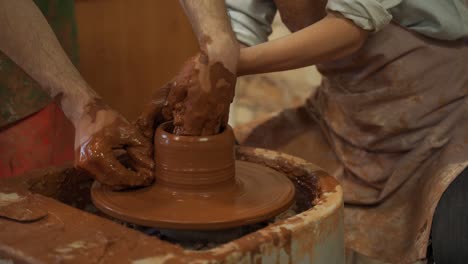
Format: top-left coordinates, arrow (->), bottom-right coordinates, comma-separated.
91,160 -> 295,230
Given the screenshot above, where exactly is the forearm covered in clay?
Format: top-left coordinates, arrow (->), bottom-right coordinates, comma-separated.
0,0 -> 98,125
238,12 -> 369,76
160,1 -> 239,136
179,0 -> 239,73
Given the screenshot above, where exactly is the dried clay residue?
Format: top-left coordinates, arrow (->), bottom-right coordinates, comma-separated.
0,192 -> 47,222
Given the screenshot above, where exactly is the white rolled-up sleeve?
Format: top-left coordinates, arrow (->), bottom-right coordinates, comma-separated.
327,0 -> 402,32
226,0 -> 277,46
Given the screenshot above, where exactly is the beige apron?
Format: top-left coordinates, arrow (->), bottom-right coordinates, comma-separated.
238,23 -> 468,263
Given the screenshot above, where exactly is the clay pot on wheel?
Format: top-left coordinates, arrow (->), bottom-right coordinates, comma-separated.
154,122 -> 236,190
92,122 -> 295,230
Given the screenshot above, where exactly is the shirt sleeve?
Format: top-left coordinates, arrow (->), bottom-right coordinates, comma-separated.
327,0 -> 402,32
226,0 -> 277,46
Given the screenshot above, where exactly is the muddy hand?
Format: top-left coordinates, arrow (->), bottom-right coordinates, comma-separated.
135,81 -> 172,142
134,80 -> 172,163
75,101 -> 154,190
161,52 -> 236,136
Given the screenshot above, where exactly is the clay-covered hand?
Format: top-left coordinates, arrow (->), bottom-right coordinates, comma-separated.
161,53 -> 236,136
135,79 -> 172,144
75,101 -> 154,190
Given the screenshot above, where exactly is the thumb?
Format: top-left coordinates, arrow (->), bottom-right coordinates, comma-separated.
135,82 -> 172,140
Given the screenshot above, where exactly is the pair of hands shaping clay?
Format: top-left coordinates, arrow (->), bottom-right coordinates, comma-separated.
75,53 -> 236,190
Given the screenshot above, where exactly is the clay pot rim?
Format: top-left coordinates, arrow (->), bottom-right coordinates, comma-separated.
157,121 -> 232,142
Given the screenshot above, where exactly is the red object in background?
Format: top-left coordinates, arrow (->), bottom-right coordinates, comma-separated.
0,102 -> 75,178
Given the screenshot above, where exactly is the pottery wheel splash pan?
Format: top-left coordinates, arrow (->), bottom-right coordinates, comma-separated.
91,123 -> 295,231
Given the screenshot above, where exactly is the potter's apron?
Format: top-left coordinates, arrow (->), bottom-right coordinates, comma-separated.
310,23 -> 468,262
239,23 -> 468,263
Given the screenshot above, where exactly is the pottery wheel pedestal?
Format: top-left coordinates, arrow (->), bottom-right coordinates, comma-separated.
91,123 -> 295,230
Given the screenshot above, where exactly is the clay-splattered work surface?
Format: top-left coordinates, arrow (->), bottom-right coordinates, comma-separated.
0,148 -> 345,263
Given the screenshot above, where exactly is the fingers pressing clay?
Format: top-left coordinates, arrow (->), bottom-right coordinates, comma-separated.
135,81 -> 172,140
125,127 -> 155,174
127,146 -> 154,171
162,58 -> 195,125
135,108 -> 157,140
162,53 -> 236,136
75,108 -> 155,189
77,139 -> 152,190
